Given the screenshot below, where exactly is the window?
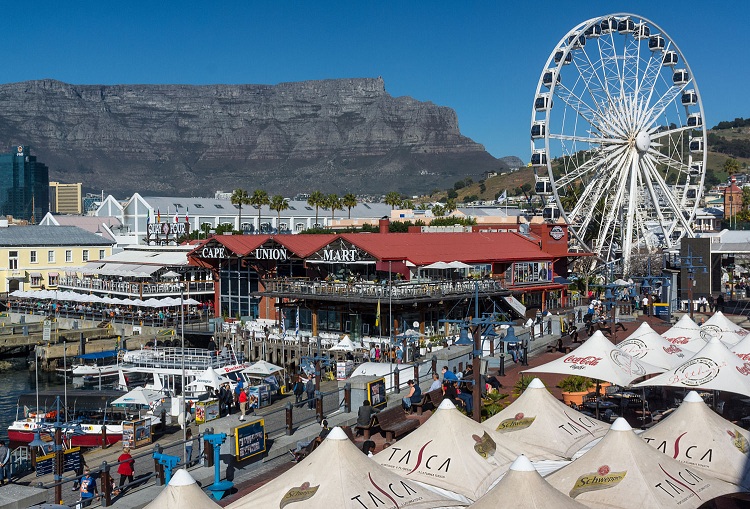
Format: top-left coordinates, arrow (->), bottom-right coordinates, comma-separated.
99,249 -> 105,259
30,274 -> 42,287
82,250 -> 89,262
30,250 -> 37,263
215,204 -> 224,209
513,261 -> 552,284
65,250 -> 72,262
8,251 -> 18,270
194,203 -> 204,209
48,251 -> 55,263
48,274 -> 58,286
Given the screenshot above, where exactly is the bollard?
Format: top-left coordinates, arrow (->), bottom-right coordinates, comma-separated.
315,391 -> 323,423
161,409 -> 167,432
205,434 -> 214,468
153,445 -> 163,485
413,363 -> 419,384
344,383 -> 351,413
101,425 -> 107,449
393,368 -> 400,394
101,461 -> 111,507
431,355 -> 437,375
499,353 -> 506,377
285,402 -> 293,436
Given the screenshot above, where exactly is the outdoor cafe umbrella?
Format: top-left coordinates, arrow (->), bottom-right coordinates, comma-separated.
471,455 -> 587,509
186,367 -> 231,390
242,360 -> 284,377
640,391 -> 750,489
143,468 -> 220,509
617,322 -> 693,370
634,337 -> 750,398
111,386 -> 165,407
703,311 -> 749,341
482,378 -> 608,459
524,331 -> 665,387
661,314 -> 708,351
225,427 -> 465,509
545,418 -> 738,509
329,335 -> 355,352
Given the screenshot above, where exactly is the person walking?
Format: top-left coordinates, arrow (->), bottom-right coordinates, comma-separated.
305,375 -> 315,409
0,440 -> 9,486
185,428 -> 197,465
293,376 -> 305,407
78,468 -> 99,507
238,387 -> 249,421
116,447 -> 135,492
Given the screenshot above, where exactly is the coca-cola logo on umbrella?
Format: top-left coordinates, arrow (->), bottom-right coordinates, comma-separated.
563,355 -> 602,370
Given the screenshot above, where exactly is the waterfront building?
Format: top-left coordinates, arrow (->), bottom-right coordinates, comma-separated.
0,225 -> 114,292
48,181 -> 83,214
0,145 -> 49,223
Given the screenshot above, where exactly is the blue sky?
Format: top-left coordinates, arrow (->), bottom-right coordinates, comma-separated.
4,1 -> 745,160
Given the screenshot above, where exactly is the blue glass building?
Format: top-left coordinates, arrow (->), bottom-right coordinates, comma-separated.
0,145 -> 49,222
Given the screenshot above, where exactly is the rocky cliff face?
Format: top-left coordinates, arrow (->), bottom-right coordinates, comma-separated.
0,78 -> 504,196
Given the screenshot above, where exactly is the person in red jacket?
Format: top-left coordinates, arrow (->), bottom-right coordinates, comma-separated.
238,387 -> 249,421
116,448 -> 135,492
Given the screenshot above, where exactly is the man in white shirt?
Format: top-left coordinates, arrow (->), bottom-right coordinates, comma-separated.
428,373 -> 441,392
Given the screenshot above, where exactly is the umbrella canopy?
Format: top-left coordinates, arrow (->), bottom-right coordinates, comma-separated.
225,427 -> 464,509
635,338 -> 750,398
111,387 -> 164,407
662,315 -> 708,351
482,378 -> 608,458
448,261 -> 472,269
396,328 -> 425,339
471,455 -> 587,509
546,418 -> 738,509
640,391 -> 750,489
373,399 -> 560,502
242,360 -> 284,376
329,336 -> 355,352
423,261 -> 451,270
703,311 -> 749,342
618,322 -> 694,370
184,298 -> 200,305
186,367 -> 231,389
524,331 -> 665,386
143,469 -> 220,509
143,298 -> 164,308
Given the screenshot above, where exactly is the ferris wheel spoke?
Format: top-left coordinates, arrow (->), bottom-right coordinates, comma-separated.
571,48 -> 611,113
646,148 -> 692,177
548,133 -> 619,145
574,149 -> 631,239
635,51 -> 666,126
641,155 -> 694,235
552,83 -> 622,137
642,83 -> 689,131
637,156 -> 673,247
554,144 -> 626,189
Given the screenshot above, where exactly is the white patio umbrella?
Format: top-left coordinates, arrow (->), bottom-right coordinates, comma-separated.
640,391 -> 750,489
143,469 -> 220,509
524,331 -> 665,386
617,322 -> 694,370
329,336 -> 355,352
242,360 -> 284,377
423,261 -> 451,270
143,298 -> 164,308
471,455 -> 587,509
703,311 -> 749,340
662,314 -> 708,351
482,378 -> 608,459
184,298 -> 200,305
186,367 -> 231,390
546,418 -> 738,509
635,337 -> 750,398
9,289 -> 26,297
373,399 -> 560,502
111,386 -> 164,407
225,427 -> 464,509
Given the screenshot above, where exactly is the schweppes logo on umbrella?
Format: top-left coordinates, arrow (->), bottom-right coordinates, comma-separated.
279,482 -> 319,508
472,432 -> 497,459
569,465 -> 627,498
727,428 -> 750,454
496,412 -> 536,432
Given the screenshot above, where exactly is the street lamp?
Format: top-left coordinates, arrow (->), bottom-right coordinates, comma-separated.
679,246 -> 707,320
179,281 -> 186,464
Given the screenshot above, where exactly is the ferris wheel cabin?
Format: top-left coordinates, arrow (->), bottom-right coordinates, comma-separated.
554,50 -> 572,65
617,17 -> 635,34
531,121 -> 546,139
648,35 -> 665,51
600,17 -> 616,33
567,33 -> 586,49
543,69 -> 560,88
634,23 -> 650,39
681,89 -> 697,105
584,24 -> 602,38
534,94 -> 551,111
662,51 -> 679,66
689,137 -> 704,153
542,203 -> 560,220
687,113 -> 703,128
531,149 -> 548,166
689,162 -> 703,178
535,176 -> 553,196
673,69 -> 690,86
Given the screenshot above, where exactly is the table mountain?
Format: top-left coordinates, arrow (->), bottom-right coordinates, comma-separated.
0,78 -> 505,197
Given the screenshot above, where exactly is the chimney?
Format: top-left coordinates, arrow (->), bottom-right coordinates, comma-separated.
379,216 -> 390,234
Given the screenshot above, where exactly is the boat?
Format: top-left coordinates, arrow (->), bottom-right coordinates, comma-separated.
56,350 -> 124,380
7,389 -> 160,448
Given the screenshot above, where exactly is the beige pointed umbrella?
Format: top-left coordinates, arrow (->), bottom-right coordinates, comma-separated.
618,322 -> 693,370
471,455 -> 587,509
225,427 -> 464,509
482,378 -> 608,458
524,331 -> 665,386
703,311 -> 749,343
143,469 -> 220,509
546,418 -> 738,509
662,315 -> 708,352
640,391 -> 750,489
373,399 -> 560,502
634,337 -> 750,398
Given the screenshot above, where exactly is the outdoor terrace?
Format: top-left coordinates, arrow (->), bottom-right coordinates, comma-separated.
58,277 -> 214,299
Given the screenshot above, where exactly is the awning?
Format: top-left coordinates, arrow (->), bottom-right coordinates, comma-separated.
48,272 -> 58,277
76,350 -> 119,360
502,296 -> 526,317
29,272 -> 42,278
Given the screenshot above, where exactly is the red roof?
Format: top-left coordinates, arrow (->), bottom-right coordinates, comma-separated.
187,234 -> 337,258
340,232 -> 551,265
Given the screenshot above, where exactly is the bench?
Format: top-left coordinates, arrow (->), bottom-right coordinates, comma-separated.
355,415 -> 380,439
413,388 -> 444,416
375,406 -> 419,442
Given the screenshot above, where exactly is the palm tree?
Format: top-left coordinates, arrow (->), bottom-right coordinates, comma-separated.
308,191 -> 325,227
402,199 -> 414,210
432,204 -> 445,217
326,194 -> 342,223
445,198 -> 457,215
230,188 -> 250,232
269,195 -> 289,232
342,193 -> 358,219
249,189 -> 269,234
384,191 -> 402,209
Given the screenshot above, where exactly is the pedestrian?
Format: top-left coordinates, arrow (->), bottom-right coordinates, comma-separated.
78,468 -> 99,507
356,399 -> 380,430
185,428 -> 196,465
401,379 -> 421,414
441,366 -> 458,383
375,346 -> 381,362
642,296 -> 649,316
305,375 -> 315,409
116,447 -> 135,492
429,373 -> 441,392
362,440 -> 376,457
238,387 -> 248,421
234,378 -> 244,412
717,294 -> 725,312
396,346 -> 403,364
0,440 -> 9,486
369,344 -> 376,363
293,376 -> 305,407
708,294 -> 715,312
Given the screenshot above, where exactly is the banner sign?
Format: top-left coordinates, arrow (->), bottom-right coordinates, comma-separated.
235,418 -> 266,462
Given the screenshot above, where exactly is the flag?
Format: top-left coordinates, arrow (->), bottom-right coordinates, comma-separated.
497,189 -> 507,204
146,208 -> 151,228
375,299 -> 380,327
174,207 -> 179,223
280,308 -> 286,336
185,207 -> 189,223
295,306 -> 300,337
157,208 -> 161,223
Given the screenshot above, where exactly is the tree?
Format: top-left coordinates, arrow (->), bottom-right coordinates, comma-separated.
230,188 -> 250,232
325,193 -> 342,223
269,195 -> 289,232
724,158 -> 741,175
249,189 -> 269,234
384,192 -> 402,209
342,193 -> 357,218
432,204 -> 445,217
402,199 -> 414,209
445,198 -> 457,215
446,189 -> 458,200
308,191 -> 325,227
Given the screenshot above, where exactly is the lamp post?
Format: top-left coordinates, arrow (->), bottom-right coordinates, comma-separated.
179,282 -> 186,464
679,246 -> 707,320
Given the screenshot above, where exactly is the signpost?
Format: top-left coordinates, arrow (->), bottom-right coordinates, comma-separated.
235,418 -> 266,462
43,319 -> 51,342
36,447 -> 80,477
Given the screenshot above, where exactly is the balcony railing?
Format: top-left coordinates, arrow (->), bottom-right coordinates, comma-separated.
57,277 -> 214,299
260,278 -> 506,301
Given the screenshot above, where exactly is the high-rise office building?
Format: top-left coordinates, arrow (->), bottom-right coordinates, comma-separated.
0,145 -> 49,222
49,181 -> 83,214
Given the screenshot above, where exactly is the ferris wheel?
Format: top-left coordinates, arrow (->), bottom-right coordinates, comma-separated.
530,13 -> 706,275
